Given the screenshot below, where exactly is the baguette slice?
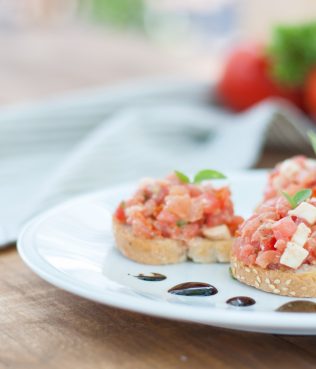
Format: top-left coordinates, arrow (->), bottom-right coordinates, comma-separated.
231,257 -> 316,298
113,219 -> 233,265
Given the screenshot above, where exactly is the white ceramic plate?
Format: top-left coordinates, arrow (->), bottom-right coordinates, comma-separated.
18,171 -> 316,335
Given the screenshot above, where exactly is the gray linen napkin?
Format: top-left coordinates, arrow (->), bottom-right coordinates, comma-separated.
0,79 -> 315,246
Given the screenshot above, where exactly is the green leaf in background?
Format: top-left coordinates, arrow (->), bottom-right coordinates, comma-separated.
174,171 -> 190,184
308,131 -> 316,156
80,0 -> 144,29
268,21 -> 316,87
282,189 -> 312,209
193,169 -> 226,183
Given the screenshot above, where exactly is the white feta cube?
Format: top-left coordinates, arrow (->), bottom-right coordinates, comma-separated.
280,242 -> 309,269
202,224 -> 231,240
291,223 -> 311,247
289,202 -> 316,225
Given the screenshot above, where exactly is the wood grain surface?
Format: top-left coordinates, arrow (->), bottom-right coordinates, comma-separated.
1,26 -> 316,369
1,241 -> 316,369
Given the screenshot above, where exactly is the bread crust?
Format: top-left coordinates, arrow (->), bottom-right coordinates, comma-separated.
231,257 -> 316,298
113,219 -> 232,265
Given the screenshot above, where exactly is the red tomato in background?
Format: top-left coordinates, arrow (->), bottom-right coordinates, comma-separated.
217,44 -> 303,112
305,68 -> 316,119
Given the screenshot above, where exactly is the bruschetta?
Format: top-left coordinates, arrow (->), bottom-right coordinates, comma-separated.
231,191 -> 316,297
264,155 -> 316,201
113,171 -> 243,265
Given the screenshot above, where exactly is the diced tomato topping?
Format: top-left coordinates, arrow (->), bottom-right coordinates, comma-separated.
272,217 -> 297,241
264,156 -> 316,201
238,244 -> 257,265
114,203 -> 126,223
274,239 -> 287,253
165,194 -> 192,219
181,223 -> 200,239
115,174 -> 242,242
227,215 -> 244,235
156,210 -> 177,224
256,250 -> 281,269
233,194 -> 316,270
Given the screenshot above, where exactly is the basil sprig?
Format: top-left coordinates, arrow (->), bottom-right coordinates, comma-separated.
174,171 -> 190,184
175,169 -> 226,184
282,189 -> 312,209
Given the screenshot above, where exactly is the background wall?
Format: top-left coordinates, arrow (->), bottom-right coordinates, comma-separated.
0,0 -> 315,105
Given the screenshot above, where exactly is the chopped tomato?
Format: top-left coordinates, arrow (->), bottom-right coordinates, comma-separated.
227,215 -> 244,235
114,203 -> 126,223
165,194 -> 192,219
264,156 -> 316,201
274,239 -> 287,253
233,195 -> 316,270
181,223 -> 200,239
238,244 -> 257,265
256,250 -> 281,269
156,210 -> 177,224
272,217 -> 297,241
115,175 -> 242,242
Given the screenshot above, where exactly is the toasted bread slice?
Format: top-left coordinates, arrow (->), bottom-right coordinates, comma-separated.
231,257 -> 316,298
113,219 -> 232,265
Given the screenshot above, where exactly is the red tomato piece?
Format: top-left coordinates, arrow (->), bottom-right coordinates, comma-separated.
114,203 -> 126,223
304,68 -> 316,120
217,44 -> 302,112
272,216 -> 297,241
256,250 -> 281,269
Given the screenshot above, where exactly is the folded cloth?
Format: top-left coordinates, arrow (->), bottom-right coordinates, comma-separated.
0,79 -> 315,246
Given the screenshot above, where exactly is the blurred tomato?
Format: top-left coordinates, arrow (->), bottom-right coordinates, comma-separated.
217,44 -> 303,112
305,68 -> 316,119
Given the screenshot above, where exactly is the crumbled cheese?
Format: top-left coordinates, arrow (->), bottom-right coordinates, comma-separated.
289,202 -> 316,225
202,224 -> 231,240
280,242 -> 309,269
291,223 -> 311,247
279,159 -> 300,179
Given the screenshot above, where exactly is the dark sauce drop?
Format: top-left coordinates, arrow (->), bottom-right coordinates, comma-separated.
226,296 -> 256,307
132,273 -> 166,281
276,300 -> 316,313
168,282 -> 218,296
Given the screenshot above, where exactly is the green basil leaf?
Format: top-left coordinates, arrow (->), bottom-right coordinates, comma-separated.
193,169 -> 226,184
293,189 -> 312,206
282,191 -> 296,208
282,189 -> 312,208
174,170 -> 190,184
308,131 -> 316,156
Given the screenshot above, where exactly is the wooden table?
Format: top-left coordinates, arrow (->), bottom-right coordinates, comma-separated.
1,26 -> 316,369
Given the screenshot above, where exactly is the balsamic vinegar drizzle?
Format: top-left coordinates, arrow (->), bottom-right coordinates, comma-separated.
132,273 -> 167,281
226,296 -> 256,307
168,282 -> 218,296
276,300 -> 316,312
130,272 -> 316,314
